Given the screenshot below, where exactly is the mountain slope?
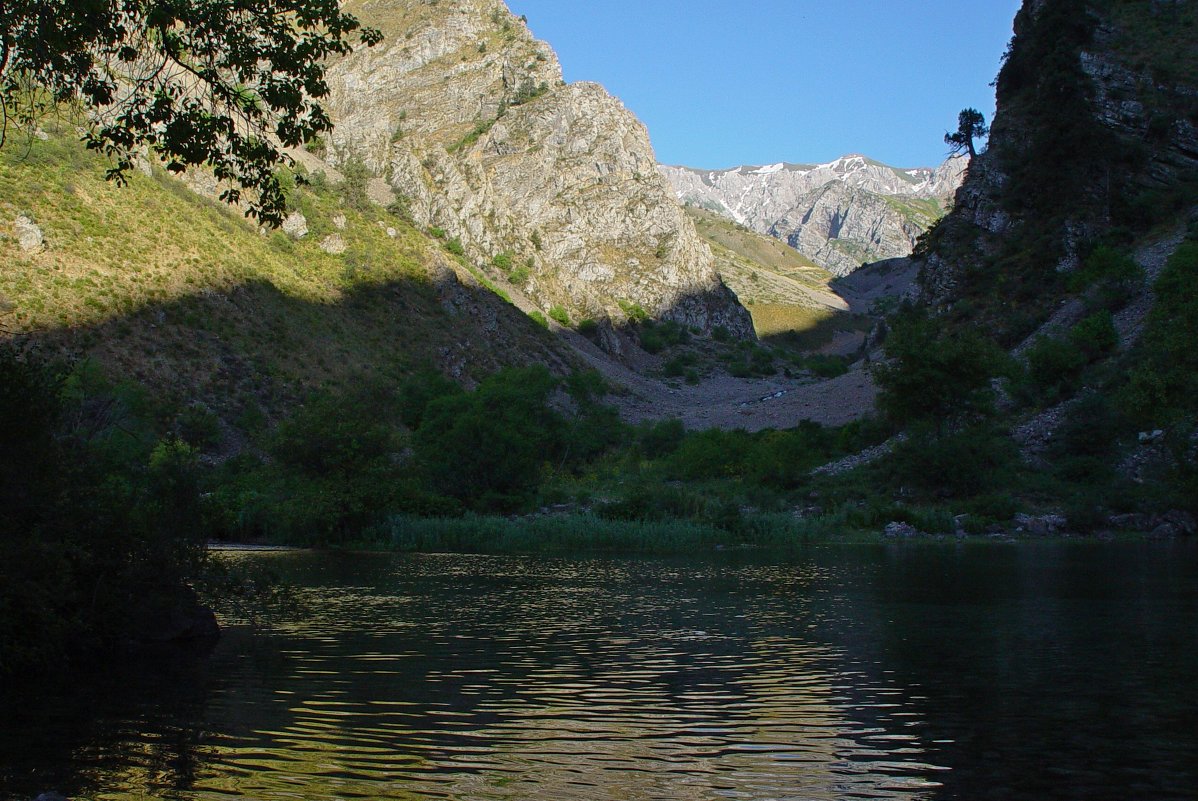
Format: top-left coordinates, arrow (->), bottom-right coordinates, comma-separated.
661,154 -> 966,277
0,130 -> 577,429
920,0 -> 1198,341
684,207 -> 880,351
324,0 -> 753,339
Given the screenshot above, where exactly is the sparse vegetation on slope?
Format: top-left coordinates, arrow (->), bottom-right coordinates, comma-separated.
0,126 -> 574,431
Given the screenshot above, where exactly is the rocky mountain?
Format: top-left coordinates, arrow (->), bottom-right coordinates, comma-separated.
660,155 -> 967,277
918,0 -> 1198,339
323,0 -> 753,338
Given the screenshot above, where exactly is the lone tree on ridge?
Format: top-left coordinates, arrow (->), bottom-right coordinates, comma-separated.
945,108 -> 989,159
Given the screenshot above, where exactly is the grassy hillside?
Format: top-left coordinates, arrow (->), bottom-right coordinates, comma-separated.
684,206 -> 871,349
0,125 -> 575,429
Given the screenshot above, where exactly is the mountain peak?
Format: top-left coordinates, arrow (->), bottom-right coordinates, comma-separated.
659,153 -> 966,276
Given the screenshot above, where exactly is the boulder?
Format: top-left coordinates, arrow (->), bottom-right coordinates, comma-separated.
14,215 -> 45,252
320,234 -> 347,255
884,521 -> 925,539
1014,513 -> 1068,536
281,211 -> 308,239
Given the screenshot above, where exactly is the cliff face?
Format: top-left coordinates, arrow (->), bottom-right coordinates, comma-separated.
324,0 -> 753,337
920,0 -> 1198,333
661,155 -> 966,277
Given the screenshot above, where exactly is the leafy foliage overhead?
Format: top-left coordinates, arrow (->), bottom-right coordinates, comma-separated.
0,0 -> 381,225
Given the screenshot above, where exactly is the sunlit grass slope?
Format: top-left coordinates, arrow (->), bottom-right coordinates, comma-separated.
0,126 -> 572,420
683,206 -> 871,347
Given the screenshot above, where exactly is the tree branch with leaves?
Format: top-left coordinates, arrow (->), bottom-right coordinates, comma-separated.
0,0 -> 381,226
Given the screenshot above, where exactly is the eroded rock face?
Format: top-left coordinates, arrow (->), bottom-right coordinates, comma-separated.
661,155 -> 967,276
768,182 -> 928,278
325,0 -> 752,336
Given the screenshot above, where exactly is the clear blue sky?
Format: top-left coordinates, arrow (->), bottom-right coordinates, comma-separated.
505,0 -> 1022,170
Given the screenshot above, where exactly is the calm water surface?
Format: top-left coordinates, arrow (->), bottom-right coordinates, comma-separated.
2,543 -> 1197,800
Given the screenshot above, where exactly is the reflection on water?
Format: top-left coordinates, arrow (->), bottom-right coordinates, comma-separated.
3,544 -> 1197,801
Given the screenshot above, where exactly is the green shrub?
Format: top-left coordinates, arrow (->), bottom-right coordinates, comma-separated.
548,305 -> 570,326
398,368 -> 462,429
745,430 -> 817,489
492,251 -> 514,271
662,353 -> 695,378
618,299 -> 649,323
883,425 -> 1018,499
1070,246 -> 1143,309
448,118 -> 496,153
1025,334 -> 1085,395
801,354 -> 850,378
445,237 -> 465,256
639,319 -> 688,354
638,419 -> 685,458
261,385 -> 408,543
875,307 -> 1012,428
1068,310 -> 1117,360
340,156 -> 371,211
509,263 -> 531,285
413,366 -> 563,510
175,404 -> 221,448
564,370 -> 609,404
1120,242 -> 1198,424
666,429 -> 753,480
528,310 -> 548,328
386,196 -> 411,221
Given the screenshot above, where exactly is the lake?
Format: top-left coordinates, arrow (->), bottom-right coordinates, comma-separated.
2,543 -> 1197,800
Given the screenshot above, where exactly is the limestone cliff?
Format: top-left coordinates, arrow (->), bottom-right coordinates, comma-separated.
324,0 -> 753,338
660,155 -> 966,277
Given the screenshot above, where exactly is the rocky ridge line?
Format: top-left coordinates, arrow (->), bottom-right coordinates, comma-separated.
323,0 -> 753,341
660,154 -> 966,277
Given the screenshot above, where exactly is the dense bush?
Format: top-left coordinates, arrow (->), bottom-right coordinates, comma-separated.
1069,310 -> 1118,361
1070,246 -> 1144,309
637,419 -> 686,459
874,307 -> 1012,428
1121,242 -> 1198,424
639,319 -> 689,354
882,424 -> 1019,500
1024,335 -> 1085,400
0,353 -> 208,678
414,366 -> 564,509
665,429 -> 754,480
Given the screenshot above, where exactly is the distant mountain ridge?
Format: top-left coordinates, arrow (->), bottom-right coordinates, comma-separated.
659,154 -> 967,277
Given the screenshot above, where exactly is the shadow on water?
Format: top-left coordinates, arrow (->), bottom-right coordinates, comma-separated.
0,643 -> 219,800
3,543 -> 1197,801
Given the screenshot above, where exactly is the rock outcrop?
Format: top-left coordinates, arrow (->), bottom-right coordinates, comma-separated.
324,0 -> 753,337
13,215 -> 45,253
918,0 -> 1198,322
660,155 -> 966,276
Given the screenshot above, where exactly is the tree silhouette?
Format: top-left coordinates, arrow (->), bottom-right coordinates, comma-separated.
945,108 -> 989,158
0,1 -> 381,226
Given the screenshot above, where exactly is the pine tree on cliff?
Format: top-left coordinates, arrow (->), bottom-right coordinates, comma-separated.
945,108 -> 989,158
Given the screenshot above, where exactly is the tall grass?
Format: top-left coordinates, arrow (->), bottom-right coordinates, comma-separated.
384,513 -> 840,554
